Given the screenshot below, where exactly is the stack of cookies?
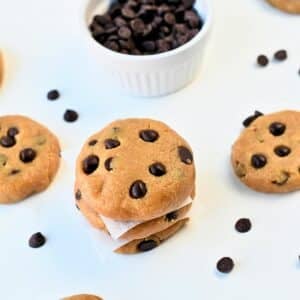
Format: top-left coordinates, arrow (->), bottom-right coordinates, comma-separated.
75,118 -> 196,254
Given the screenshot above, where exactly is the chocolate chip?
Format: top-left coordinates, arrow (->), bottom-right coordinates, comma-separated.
47,90 -> 60,101
75,189 -> 82,200
243,111 -> 264,127
122,7 -> 136,19
82,155 -> 99,175
118,26 -> 132,39
274,145 -> 291,157
139,129 -> 159,142
137,239 -> 158,252
104,138 -> 120,149
149,162 -> 166,176
130,18 -> 145,34
0,135 -> 16,148
165,211 -> 178,222
130,180 -> 147,198
94,14 -> 111,26
251,154 -> 267,169
257,55 -> 269,67
104,157 -> 114,171
164,12 -> 176,25
182,0 -> 196,9
184,10 -> 199,28
235,218 -> 252,233
76,204 -> 80,210
19,148 -> 36,163
216,257 -> 234,274
64,109 -> 78,122
274,49 -> 287,61
7,127 -> 19,137
10,169 -> 20,175
141,40 -> 156,52
269,122 -> 286,136
178,146 -> 193,164
29,232 -> 46,248
88,140 -> 98,146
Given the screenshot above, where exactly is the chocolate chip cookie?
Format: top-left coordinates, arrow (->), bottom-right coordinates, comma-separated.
267,0 -> 300,14
76,195 -> 191,241
115,218 -> 189,254
75,118 -> 195,221
62,295 -> 103,300
0,115 -> 60,203
231,110 -> 300,193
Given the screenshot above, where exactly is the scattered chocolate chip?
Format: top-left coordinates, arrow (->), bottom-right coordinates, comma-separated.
235,218 -> 252,233
0,135 -> 16,148
257,55 -> 269,67
137,239 -> 158,252
274,49 -> 287,61
88,139 -> 98,146
165,211 -> 178,222
139,129 -> 159,142
64,109 -> 78,122
269,122 -> 286,136
47,90 -> 60,101
19,148 -> 36,163
251,154 -> 267,169
7,127 -> 19,137
274,145 -> 291,157
104,138 -> 120,149
178,146 -> 193,164
130,180 -> 147,199
243,111 -> 264,127
104,157 -> 114,171
75,189 -> 82,200
82,155 -> 99,175
149,162 -> 166,176
216,257 -> 234,274
29,232 -> 46,248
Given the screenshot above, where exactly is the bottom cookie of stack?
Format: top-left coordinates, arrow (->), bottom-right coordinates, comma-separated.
76,198 -> 191,254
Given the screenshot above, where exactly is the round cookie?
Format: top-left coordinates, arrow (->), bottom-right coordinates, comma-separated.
62,295 -> 103,300
76,194 -> 191,241
231,110 -> 300,193
75,118 -> 195,221
115,218 -> 189,254
267,0 -> 300,14
0,115 -> 60,203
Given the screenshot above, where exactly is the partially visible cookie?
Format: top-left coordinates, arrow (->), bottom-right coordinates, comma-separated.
75,118 -> 195,221
115,218 -> 189,254
231,110 -> 300,193
76,194 -> 191,241
62,295 -> 103,300
0,115 -> 60,203
267,0 -> 300,14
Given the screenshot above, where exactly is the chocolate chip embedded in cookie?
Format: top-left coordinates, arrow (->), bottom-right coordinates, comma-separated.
231,110 -> 300,193
62,295 -> 103,300
75,118 -> 195,221
266,0 -> 300,14
0,115 -> 60,203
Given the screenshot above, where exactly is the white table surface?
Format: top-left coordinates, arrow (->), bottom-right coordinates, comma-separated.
0,0 -> 300,299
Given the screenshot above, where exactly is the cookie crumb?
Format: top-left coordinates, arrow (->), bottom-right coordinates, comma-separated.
29,232 -> 46,248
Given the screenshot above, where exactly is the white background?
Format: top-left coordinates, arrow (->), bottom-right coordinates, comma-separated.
0,0 -> 300,299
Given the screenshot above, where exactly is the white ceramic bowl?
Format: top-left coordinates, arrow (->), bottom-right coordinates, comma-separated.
82,0 -> 212,97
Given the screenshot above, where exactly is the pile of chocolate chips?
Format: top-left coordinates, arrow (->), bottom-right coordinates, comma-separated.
89,0 -> 203,55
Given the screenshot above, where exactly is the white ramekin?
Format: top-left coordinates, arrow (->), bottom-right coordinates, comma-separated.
81,0 -> 212,97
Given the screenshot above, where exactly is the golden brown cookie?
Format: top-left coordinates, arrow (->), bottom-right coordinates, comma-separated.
75,118 -> 195,221
267,0 -> 300,14
76,195 -> 191,240
0,115 -> 60,203
62,295 -> 103,300
231,110 -> 300,193
115,218 -> 189,254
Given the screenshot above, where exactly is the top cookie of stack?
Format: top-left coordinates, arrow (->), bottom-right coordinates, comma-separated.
75,118 -> 196,221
